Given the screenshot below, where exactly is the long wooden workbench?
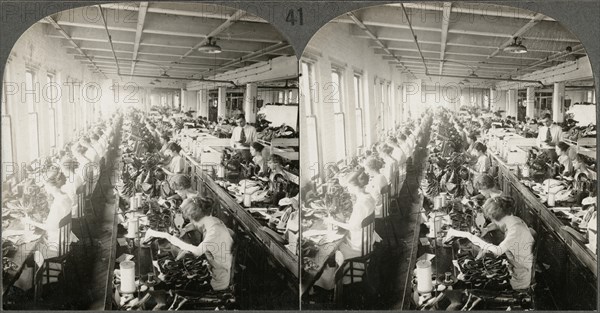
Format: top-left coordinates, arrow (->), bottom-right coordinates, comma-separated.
489,152 -> 597,310
181,153 -> 299,288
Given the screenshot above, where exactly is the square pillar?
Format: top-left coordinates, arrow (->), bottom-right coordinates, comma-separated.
244,83 -> 258,123
553,82 -> 565,123
507,89 -> 518,117
525,86 -> 535,119
217,86 -> 227,119
198,89 -> 209,117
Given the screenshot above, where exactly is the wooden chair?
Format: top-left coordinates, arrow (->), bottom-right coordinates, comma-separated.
84,174 -> 98,219
34,214 -> 74,302
332,214 -> 376,307
527,227 -> 539,309
378,185 -> 399,246
75,185 -> 93,247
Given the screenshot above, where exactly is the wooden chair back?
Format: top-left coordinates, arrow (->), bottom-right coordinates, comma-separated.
361,213 -> 375,256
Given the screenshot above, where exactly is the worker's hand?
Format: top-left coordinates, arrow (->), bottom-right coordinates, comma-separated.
144,229 -> 170,240
475,247 -> 488,260
175,250 -> 191,261
21,216 -> 34,226
323,216 -> 335,225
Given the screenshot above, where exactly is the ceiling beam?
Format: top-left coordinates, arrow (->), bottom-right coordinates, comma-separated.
99,3 -> 268,23
202,42 -> 290,76
338,6 -> 574,42
346,12 -> 415,77
387,3 -> 555,21
98,5 -> 122,75
41,15 -> 282,44
166,9 -> 246,73
439,2 -> 451,75
44,17 -> 106,78
486,13 -> 546,62
130,2 -> 148,76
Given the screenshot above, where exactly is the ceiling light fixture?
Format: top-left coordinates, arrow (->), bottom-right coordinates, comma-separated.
198,37 -> 222,54
504,37 -> 528,54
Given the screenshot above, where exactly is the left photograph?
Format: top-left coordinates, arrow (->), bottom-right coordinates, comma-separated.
1,2 -> 299,310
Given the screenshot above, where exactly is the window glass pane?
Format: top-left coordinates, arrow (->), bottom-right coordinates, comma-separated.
1,66 -> 8,114
355,108 -> 363,148
301,62 -> 313,116
25,71 -> 35,112
2,116 -> 14,175
354,75 -> 361,109
334,113 -> 346,162
306,116 -> 320,178
29,113 -> 40,160
331,71 -> 341,112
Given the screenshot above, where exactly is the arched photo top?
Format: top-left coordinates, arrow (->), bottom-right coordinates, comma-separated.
5,2 -> 297,88
303,2 -> 594,89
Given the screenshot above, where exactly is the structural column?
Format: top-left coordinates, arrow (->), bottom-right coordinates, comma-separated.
525,86 -> 535,119
552,82 -> 565,122
244,83 -> 258,123
217,86 -> 227,119
198,89 -> 209,118
180,88 -> 186,111
507,89 -> 518,117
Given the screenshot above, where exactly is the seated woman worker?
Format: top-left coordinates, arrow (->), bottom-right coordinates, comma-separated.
444,196 -> 535,291
145,196 -> 234,291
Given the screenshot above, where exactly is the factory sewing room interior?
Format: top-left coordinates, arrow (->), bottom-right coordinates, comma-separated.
0,1 -> 599,312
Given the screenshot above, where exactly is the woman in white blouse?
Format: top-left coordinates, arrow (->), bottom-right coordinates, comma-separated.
325,170 -> 376,260
445,196 -> 534,291
161,142 -> 185,176
145,196 -> 233,291
378,144 -> 399,186
363,157 -> 389,218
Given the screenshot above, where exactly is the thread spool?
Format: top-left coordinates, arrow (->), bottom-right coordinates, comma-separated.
120,261 -> 136,294
217,165 -> 225,178
243,193 -> 252,208
130,196 -> 137,210
126,218 -> 139,239
433,196 -> 443,210
136,193 -> 143,207
547,192 -> 556,207
416,260 -> 433,293
440,192 -> 448,207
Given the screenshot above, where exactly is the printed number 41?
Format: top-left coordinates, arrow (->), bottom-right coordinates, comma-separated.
286,8 -> 303,26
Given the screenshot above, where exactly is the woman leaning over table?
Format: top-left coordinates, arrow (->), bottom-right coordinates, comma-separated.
363,157 -> 389,218
161,142 -> 185,175
145,196 -> 234,291
315,170 -> 376,290
16,168 -> 77,290
379,144 -> 399,186
168,174 -> 199,201
471,142 -> 491,179
324,170 -> 376,282
445,196 -> 535,291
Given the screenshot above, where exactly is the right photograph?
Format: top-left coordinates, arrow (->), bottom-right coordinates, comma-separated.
298,2 -> 596,311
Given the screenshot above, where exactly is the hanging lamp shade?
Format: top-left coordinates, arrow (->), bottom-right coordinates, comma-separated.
198,37 -> 222,54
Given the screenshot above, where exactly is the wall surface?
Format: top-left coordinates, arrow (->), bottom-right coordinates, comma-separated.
3,23 -> 106,165
299,22 -> 407,185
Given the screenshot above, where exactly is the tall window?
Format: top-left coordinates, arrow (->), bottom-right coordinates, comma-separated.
380,82 -> 385,132
330,70 -> 342,113
2,65 -> 14,169
330,68 -> 346,162
26,70 -> 40,160
301,61 -> 319,177
387,84 -> 392,131
47,74 -> 57,147
354,73 -> 364,148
